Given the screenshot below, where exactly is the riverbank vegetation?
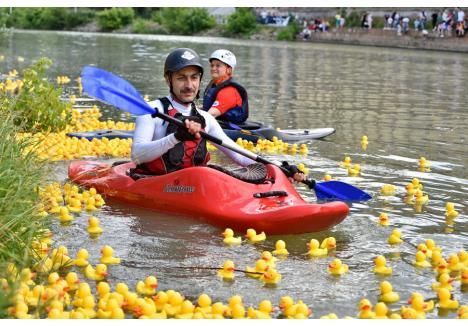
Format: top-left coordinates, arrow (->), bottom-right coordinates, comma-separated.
0,58 -> 70,315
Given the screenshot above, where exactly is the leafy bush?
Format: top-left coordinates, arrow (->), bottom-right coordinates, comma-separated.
153,8 -> 216,35
132,18 -> 168,34
5,8 -> 94,30
1,58 -> 71,132
372,16 -> 385,29
96,7 -> 135,31
224,8 -> 259,37
277,22 -> 300,41
346,10 -> 364,28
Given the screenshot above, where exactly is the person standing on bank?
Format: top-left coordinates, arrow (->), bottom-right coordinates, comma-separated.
202,49 -> 249,125
131,48 -> 305,181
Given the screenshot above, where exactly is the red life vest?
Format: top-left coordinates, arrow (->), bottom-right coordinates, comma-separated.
138,98 -> 210,174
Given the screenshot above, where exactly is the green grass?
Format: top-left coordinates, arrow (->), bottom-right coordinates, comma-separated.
0,112 -> 50,317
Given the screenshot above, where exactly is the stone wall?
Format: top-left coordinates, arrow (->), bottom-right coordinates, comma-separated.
305,29 -> 468,53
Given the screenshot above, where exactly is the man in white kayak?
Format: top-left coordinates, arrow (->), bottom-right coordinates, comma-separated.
131,47 -> 304,181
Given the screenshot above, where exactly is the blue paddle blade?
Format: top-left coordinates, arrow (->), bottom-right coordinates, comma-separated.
81,66 -> 155,116
314,181 -> 372,201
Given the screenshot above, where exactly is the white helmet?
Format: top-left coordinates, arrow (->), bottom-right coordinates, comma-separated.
209,49 -> 237,70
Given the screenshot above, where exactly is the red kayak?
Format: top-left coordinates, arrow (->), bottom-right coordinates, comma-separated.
68,161 -> 349,235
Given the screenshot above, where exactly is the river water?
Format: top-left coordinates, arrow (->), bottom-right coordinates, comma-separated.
1,30 -> 466,318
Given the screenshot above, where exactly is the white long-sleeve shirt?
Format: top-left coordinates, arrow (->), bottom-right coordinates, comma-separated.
131,95 -> 255,167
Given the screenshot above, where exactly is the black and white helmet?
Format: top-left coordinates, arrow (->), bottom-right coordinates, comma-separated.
164,48 -> 204,76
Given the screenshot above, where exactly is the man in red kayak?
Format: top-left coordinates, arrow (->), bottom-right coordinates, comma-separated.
202,49 -> 249,124
131,48 -> 304,181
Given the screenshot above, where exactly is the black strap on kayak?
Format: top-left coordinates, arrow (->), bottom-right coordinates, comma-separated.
253,191 -> 288,198
207,163 -> 267,184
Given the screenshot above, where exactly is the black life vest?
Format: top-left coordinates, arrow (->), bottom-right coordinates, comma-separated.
138,97 -> 210,174
202,78 -> 249,123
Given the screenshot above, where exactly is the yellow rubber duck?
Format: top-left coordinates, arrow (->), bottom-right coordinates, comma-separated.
425,238 -> 441,252
437,288 -> 459,310
272,240 -> 289,256
320,313 -> 339,319
380,184 -> 396,196
74,248 -> 89,267
67,197 -> 82,213
293,300 -> 312,319
19,268 -> 36,286
402,296 -> 426,319
297,163 -> 309,175
87,216 -> 103,235
96,281 -> 111,300
373,255 -> 392,275
166,291 -> 184,317
85,197 -> 97,211
152,290 -> 169,312
418,156 -> 430,172
59,206 -> 74,222
259,268 -> 282,285
76,295 -> 97,318
175,300 -> 196,319
445,202 -> 459,218
217,260 -> 235,281
379,213 -> 390,226
411,177 -> 423,190
100,245 -> 121,264
136,275 -> 158,296
65,272 -> 80,292
378,281 -> 400,303
194,293 -> 212,315
320,237 -> 337,250
279,296 -> 296,318
405,183 -> 416,196
245,228 -> 266,243
256,300 -> 273,319
388,229 -> 403,245
373,302 -> 388,319
432,272 -> 454,291
357,298 -> 375,319
435,258 -> 449,275
84,263 -> 108,281
260,251 -> 277,268
347,164 -> 360,177
245,259 -> 268,279
457,305 -> 468,319
307,239 -> 328,257
209,301 -> 228,319
361,135 -> 369,150
299,144 -> 308,155
231,303 -> 246,319
416,243 -> 432,258
12,301 -> 35,319
413,251 -> 431,268
447,254 -> 464,272
328,258 -> 348,275
222,228 -> 241,245
461,268 -> 468,285
459,250 -> 468,267
340,156 -> 352,168
407,292 -> 434,312
323,174 -> 333,181
414,190 -> 429,205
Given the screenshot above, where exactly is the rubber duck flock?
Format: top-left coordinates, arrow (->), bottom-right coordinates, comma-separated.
0,68 -> 466,319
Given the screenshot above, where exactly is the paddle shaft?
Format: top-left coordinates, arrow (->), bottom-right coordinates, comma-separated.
152,110 -> 315,189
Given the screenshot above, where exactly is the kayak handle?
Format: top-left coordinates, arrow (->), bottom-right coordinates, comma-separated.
253,191 -> 288,198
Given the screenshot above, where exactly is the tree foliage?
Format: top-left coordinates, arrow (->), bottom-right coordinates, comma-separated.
153,8 -> 216,35
224,8 -> 259,37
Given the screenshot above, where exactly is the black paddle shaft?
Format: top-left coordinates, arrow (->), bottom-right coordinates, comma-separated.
152,111 -> 316,190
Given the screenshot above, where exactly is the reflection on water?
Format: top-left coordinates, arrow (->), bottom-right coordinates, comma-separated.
2,30 -> 467,317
